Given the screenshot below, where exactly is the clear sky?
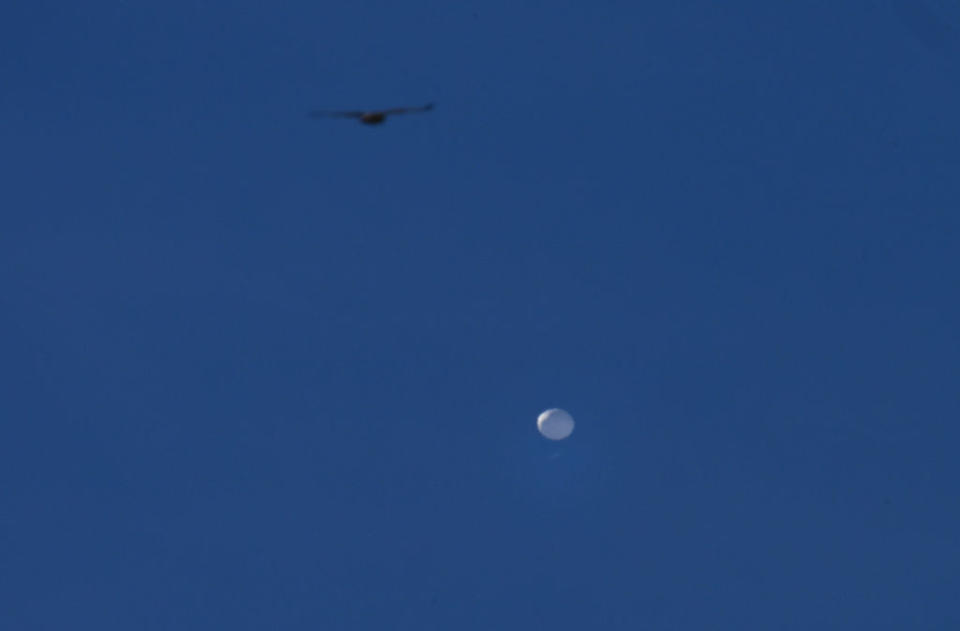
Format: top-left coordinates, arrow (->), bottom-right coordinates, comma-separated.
2,1 -> 959,628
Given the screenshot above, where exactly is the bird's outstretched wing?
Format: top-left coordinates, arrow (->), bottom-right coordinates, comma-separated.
380,103 -> 435,116
307,109 -> 366,119
307,103 -> 435,125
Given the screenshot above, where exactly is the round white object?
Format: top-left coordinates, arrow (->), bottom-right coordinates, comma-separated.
537,408 -> 575,440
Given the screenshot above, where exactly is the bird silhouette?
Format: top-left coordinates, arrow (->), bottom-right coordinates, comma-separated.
308,103 -> 435,125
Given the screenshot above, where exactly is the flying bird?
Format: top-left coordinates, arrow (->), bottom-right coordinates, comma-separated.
308,103 -> 435,125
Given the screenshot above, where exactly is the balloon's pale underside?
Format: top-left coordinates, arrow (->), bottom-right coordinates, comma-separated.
537,408 -> 575,440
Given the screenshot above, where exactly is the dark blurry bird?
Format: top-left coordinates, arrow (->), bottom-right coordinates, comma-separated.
308,103 -> 435,125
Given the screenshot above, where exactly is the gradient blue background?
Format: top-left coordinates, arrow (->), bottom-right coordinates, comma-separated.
2,1 -> 959,628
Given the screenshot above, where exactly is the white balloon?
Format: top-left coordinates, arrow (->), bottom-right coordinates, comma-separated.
537,408 -> 575,440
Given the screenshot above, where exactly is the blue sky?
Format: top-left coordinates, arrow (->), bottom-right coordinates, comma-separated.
2,1 -> 959,628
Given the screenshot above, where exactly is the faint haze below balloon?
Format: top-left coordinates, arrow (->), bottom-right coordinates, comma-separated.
893,0 -> 960,62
